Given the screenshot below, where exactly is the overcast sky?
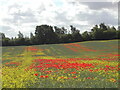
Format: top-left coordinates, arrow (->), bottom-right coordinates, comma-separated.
0,0 -> 119,38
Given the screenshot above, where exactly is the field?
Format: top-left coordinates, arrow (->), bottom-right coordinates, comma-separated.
2,40 -> 119,88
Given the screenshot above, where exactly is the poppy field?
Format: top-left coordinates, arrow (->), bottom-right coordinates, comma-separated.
2,40 -> 119,88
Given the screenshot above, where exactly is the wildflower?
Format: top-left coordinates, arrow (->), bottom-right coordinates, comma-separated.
45,71 -> 52,74
34,69 -> 37,71
73,76 -> 77,79
40,68 -> 44,71
67,77 -> 70,79
45,76 -> 48,78
34,73 -> 38,76
70,71 -> 76,74
109,78 -> 116,82
60,77 -> 64,79
87,77 -> 91,79
106,65 -> 110,68
40,75 -> 44,78
36,66 -> 42,68
5,63 -> 9,64
89,69 -> 93,72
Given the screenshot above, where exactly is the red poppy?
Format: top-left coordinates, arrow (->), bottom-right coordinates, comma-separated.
73,76 -> 77,79
45,76 -> 49,78
40,75 -> 44,78
105,65 -> 110,68
45,71 -> 52,74
70,71 -> 76,74
34,69 -> 37,71
89,69 -> 93,72
87,77 -> 91,79
67,77 -> 70,79
34,73 -> 38,76
60,77 -> 64,79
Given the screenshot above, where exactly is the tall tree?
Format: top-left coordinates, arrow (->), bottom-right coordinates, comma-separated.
16,31 -> 25,45
0,33 -> 5,39
82,31 -> 91,41
30,32 -> 36,45
61,27 -> 67,34
72,30 -> 83,42
99,23 -> 107,31
18,31 -> 24,38
91,25 -> 104,40
70,25 -> 77,34
35,25 -> 58,44
54,26 -> 62,34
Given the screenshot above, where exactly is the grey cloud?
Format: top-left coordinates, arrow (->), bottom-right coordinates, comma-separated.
69,1 -> 118,10
0,26 -> 11,31
89,11 -> 117,25
54,11 -> 73,25
80,2 -> 118,10
76,10 -> 117,26
0,25 -> 17,37
66,23 -> 92,33
8,3 -> 22,12
54,2 -> 117,27
12,9 -> 35,17
53,11 -> 92,33
37,4 -> 46,14
2,31 -> 17,38
1,1 -> 118,38
3,7 -> 38,25
55,12 -> 68,22
71,24 -> 91,33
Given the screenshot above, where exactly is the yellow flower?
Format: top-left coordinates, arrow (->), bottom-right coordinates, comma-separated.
109,78 -> 116,82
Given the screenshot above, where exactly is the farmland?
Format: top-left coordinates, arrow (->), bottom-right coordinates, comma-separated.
2,39 -> 119,88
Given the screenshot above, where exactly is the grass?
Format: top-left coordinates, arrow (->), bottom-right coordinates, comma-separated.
2,39 -> 119,88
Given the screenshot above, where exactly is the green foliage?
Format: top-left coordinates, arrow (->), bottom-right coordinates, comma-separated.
1,23 -> 119,46
35,25 -> 58,44
90,23 -> 118,40
82,31 -> 91,41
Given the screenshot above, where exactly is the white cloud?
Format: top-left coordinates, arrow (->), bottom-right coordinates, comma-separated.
0,0 -> 118,37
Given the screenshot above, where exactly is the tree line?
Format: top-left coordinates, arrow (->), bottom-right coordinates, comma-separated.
1,23 -> 120,46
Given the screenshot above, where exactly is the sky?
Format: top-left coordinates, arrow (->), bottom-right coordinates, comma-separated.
0,0 -> 119,38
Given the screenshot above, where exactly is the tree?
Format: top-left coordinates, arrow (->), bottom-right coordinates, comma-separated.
16,31 -> 25,45
30,32 -> 34,38
111,26 -> 116,31
72,31 -> 83,42
103,30 -> 116,39
0,33 -> 5,39
54,26 -> 67,35
61,27 -> 67,34
82,31 -> 91,41
0,32 -> 11,46
2,37 -> 10,46
18,31 -> 24,38
0,33 -> 5,45
116,30 -> 120,39
35,25 -> 58,44
69,25 -> 83,42
9,37 -> 15,46
54,26 -> 62,34
70,25 -> 77,34
102,26 -> 117,39
118,26 -> 120,30
59,34 -> 73,43
24,37 -> 30,45
30,32 -> 36,45
1,23 -> 119,46
99,23 -> 107,31
91,25 -> 104,40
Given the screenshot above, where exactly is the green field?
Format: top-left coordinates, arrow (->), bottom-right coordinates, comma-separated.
2,39 -> 119,88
